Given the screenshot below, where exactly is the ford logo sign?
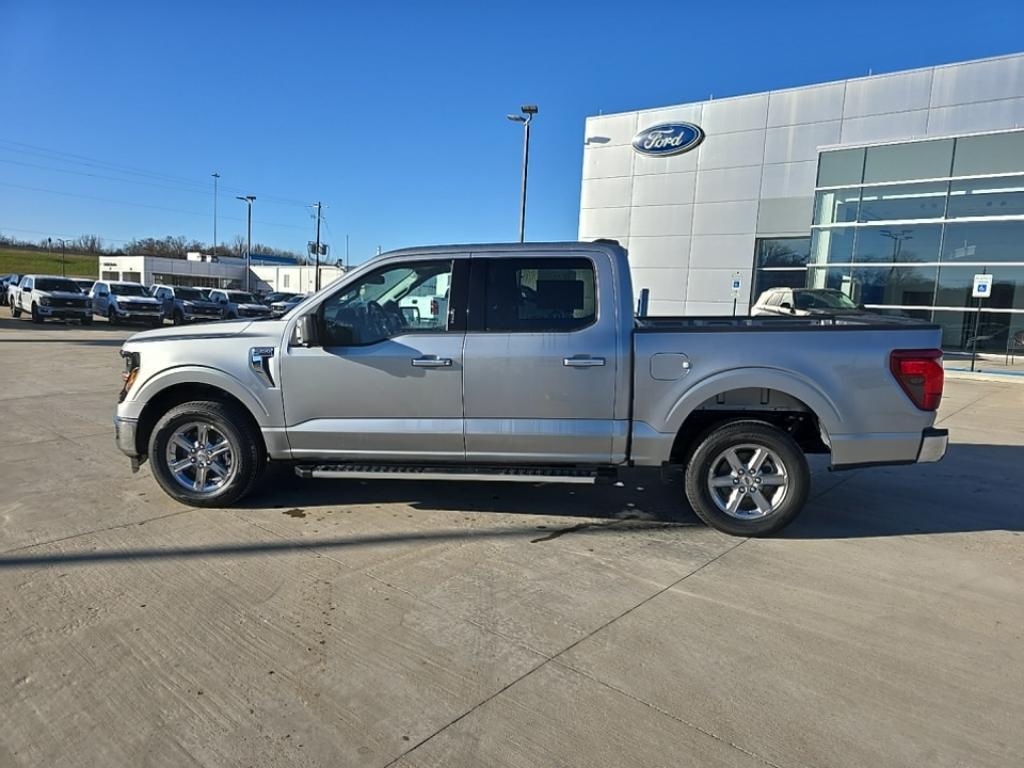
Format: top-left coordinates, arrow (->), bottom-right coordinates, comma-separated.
632,122 -> 705,157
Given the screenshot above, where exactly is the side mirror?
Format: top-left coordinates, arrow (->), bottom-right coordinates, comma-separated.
295,313 -> 321,347
779,301 -> 792,311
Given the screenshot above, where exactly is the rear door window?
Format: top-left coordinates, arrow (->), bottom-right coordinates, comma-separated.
477,258 -> 596,332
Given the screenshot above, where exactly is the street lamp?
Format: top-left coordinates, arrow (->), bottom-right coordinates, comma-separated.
507,104 -> 538,243
211,172 -> 220,258
53,238 -> 67,277
236,195 -> 256,291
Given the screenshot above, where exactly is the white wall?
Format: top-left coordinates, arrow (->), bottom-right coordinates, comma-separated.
580,52 -> 1024,315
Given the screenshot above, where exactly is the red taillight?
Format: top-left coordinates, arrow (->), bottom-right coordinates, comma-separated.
890,349 -> 943,411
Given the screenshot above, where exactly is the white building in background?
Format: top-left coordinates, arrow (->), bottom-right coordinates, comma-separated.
97,253 -> 347,294
578,51 -> 1024,352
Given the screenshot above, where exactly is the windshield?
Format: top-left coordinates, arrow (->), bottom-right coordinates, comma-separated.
227,291 -> 257,303
793,290 -> 858,310
112,283 -> 151,297
176,288 -> 209,301
36,278 -> 82,293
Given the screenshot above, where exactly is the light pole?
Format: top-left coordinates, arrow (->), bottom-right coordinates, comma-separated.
507,104 -> 538,242
236,195 -> 255,291
54,238 -> 67,277
211,172 -> 220,258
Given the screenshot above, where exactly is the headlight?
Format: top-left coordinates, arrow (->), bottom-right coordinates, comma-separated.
40,296 -> 51,306
119,350 -> 140,403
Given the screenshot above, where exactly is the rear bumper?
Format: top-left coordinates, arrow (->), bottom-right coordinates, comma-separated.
829,427 -> 948,470
916,427 -> 948,463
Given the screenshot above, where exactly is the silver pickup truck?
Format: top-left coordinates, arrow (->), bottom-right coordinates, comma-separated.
113,242 -> 947,536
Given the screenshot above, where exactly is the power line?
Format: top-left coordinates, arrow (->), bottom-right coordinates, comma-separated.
0,224 -> 133,244
0,138 -> 312,208
0,180 -> 309,231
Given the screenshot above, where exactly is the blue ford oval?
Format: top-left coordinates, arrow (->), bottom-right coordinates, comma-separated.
632,122 -> 705,156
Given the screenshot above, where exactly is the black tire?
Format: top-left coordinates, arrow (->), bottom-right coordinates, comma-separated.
107,306 -> 118,325
172,309 -> 185,326
684,420 -> 810,537
150,316 -> 163,327
10,301 -> 20,318
30,303 -> 44,324
81,315 -> 93,326
148,399 -> 265,507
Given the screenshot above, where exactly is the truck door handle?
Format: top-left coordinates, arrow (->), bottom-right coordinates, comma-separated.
563,356 -> 606,367
411,356 -> 452,368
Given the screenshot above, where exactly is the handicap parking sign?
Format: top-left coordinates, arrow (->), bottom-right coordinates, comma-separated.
972,274 -> 992,298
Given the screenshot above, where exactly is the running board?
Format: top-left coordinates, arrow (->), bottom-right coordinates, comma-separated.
294,463 -> 615,484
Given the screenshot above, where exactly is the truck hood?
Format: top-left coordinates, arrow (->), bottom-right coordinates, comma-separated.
126,319 -> 260,344
40,291 -> 89,301
113,295 -> 161,305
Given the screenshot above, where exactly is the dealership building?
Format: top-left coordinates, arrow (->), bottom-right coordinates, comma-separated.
579,51 -> 1024,351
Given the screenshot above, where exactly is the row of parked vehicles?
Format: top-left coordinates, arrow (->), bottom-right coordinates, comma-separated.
0,273 -> 306,326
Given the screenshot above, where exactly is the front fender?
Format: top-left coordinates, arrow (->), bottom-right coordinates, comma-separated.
124,365 -> 272,424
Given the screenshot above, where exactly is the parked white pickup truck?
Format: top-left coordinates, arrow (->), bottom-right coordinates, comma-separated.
113,242 -> 947,536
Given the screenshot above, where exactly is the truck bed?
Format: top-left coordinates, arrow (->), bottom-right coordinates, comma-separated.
635,315 -> 936,332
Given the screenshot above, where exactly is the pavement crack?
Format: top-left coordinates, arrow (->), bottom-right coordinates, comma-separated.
0,507 -> 198,555
383,537 -> 751,767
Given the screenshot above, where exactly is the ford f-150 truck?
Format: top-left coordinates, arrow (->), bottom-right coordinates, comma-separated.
113,242 -> 948,536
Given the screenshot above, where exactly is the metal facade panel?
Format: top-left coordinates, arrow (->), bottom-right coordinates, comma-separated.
691,200 -> 759,236
629,204 -> 693,237
929,55 -> 1024,108
760,161 -> 818,199
580,176 -> 632,209
630,267 -> 688,302
581,144 -> 634,179
626,236 -> 691,269
696,129 -> 766,170
583,112 -> 638,146
700,93 -> 769,134
840,110 -> 929,144
636,103 -> 704,131
756,196 -> 815,236
926,97 -> 1024,135
694,165 -> 762,203
631,172 -> 697,207
686,266 -> 755,304
689,234 -> 758,270
767,82 -> 846,127
764,121 -> 841,164
843,69 -> 934,117
578,206 -> 630,240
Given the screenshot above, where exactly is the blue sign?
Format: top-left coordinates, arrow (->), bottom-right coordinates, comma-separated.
632,122 -> 705,157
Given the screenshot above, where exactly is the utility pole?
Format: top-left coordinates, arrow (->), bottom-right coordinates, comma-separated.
236,195 -> 255,291
211,172 -> 220,257
54,238 -> 67,277
311,201 -> 323,291
345,234 -> 349,270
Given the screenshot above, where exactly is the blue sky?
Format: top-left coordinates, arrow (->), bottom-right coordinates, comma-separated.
1,0 -> 1023,263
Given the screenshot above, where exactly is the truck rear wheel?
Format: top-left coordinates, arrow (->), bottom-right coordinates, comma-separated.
684,420 -> 809,537
148,400 -> 265,507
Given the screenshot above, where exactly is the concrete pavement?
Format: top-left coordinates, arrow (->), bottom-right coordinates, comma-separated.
1,316 -> 1022,767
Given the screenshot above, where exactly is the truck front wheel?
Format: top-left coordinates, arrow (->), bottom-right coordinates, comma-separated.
684,420 -> 810,537
148,400 -> 265,507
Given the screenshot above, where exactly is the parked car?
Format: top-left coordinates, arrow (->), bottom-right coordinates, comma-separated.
1,273 -> 20,306
751,287 -> 869,317
71,278 -> 95,296
269,293 -> 307,318
91,281 -> 163,326
9,274 -> 91,324
261,291 -> 298,306
208,289 -> 272,320
113,241 -> 948,537
150,285 -> 223,325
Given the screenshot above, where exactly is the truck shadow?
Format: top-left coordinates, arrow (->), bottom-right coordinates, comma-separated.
247,442 -> 1024,539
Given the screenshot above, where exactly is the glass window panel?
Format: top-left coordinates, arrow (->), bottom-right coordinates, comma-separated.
952,131 -> 1024,176
947,175 -> 1024,218
817,148 -> 864,186
941,221 -> 1024,263
858,182 -> 948,222
936,265 -> 1024,310
852,224 -> 942,263
813,188 -> 860,225
755,237 -> 811,268
931,310 -> 1018,353
809,227 -> 855,265
805,265 -> 852,293
483,258 -> 596,332
753,269 -> 807,299
850,265 -> 938,306
863,139 -> 954,184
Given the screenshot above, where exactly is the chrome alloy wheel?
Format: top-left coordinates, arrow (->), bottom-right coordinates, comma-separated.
164,421 -> 236,494
706,443 -> 789,520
